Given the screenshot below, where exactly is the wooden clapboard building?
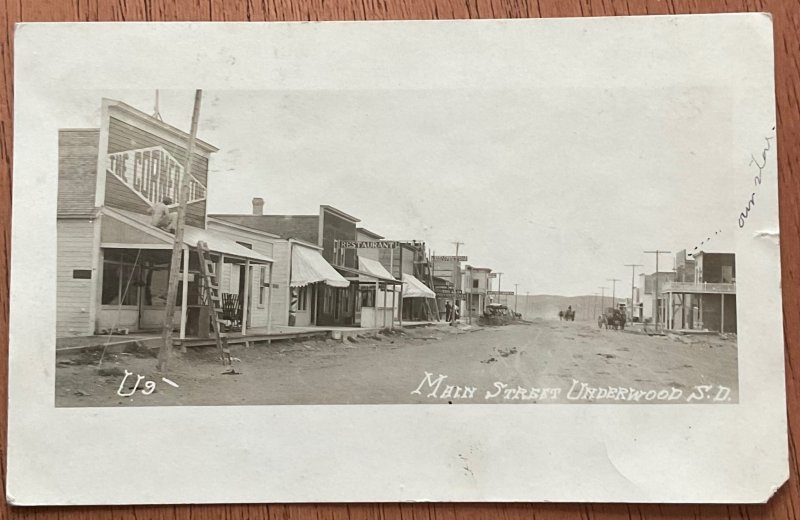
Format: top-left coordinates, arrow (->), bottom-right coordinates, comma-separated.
57,98 -> 274,339
211,203 -> 363,327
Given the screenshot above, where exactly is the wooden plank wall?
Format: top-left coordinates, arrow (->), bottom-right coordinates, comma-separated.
106,117 -> 209,228
1,1 -> 799,519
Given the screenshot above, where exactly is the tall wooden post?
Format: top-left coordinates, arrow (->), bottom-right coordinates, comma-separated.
720,293 -> 725,333
398,246 -> 404,327
382,282 -> 388,327
266,263 -> 273,335
157,90 -> 202,373
242,259 -> 251,335
179,247 -> 189,340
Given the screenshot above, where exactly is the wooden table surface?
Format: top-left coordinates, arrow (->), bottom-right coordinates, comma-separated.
1,0 -> 798,518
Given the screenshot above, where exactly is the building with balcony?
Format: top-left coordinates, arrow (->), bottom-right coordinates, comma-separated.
662,247 -> 736,333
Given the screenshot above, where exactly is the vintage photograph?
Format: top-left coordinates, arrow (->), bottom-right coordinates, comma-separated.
53,88 -> 742,407
9,16 -> 785,506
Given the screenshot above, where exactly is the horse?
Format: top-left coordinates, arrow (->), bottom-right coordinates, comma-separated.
603,309 -> 627,330
564,308 -> 575,321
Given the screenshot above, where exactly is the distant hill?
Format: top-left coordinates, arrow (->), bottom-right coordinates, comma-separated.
490,294 -> 623,322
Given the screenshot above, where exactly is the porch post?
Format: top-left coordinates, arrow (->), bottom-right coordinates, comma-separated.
398,246 -> 404,328
666,292 -> 672,330
383,282 -> 388,328
266,262 -> 273,335
374,279 -> 379,329
217,253 -> 224,288
312,284 -> 319,325
721,293 -> 725,333
391,284 -> 396,330
179,246 -> 189,339
242,259 -> 251,335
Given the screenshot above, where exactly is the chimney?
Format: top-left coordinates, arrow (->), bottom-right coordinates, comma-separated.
252,197 -> 264,215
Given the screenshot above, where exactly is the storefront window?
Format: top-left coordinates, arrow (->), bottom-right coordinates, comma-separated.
101,253 -> 140,306
259,266 -> 267,305
298,286 -> 308,311
360,287 -> 375,308
144,268 -> 169,306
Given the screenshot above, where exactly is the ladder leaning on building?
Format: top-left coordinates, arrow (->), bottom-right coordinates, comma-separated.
196,241 -> 232,365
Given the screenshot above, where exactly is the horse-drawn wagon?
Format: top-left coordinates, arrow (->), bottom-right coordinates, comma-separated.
598,307 -> 626,330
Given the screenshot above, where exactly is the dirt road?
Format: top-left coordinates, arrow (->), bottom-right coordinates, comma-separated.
55,319 -> 738,407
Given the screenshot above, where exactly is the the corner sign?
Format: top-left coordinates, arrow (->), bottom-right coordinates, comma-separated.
432,255 -> 468,262
107,146 -> 207,207
488,290 -> 515,296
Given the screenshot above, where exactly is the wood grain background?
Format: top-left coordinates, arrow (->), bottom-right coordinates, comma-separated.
1,0 -> 798,518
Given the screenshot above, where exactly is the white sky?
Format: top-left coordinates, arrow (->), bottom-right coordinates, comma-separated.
55,88 -> 736,296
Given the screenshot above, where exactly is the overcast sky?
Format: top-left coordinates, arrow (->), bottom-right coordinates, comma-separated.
55,88 -> 736,296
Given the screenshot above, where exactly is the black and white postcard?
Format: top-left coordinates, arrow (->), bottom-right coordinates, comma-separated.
7,15 -> 787,504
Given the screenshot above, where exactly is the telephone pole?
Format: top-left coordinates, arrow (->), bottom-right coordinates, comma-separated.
607,278 -> 621,311
158,89 -> 203,373
451,241 -> 464,324
525,290 -> 530,318
624,263 -> 643,321
514,283 -> 519,313
598,286 -> 608,313
496,272 -> 504,305
644,250 -> 672,331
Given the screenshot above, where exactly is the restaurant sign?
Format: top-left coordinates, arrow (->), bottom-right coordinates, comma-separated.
107,146 -> 207,206
488,291 -> 515,296
336,240 -> 424,249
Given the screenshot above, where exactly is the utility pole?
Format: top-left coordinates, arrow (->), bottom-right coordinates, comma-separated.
644,250 -> 672,331
624,263 -> 643,322
514,283 -> 519,313
451,241 -> 464,324
598,286 -> 608,314
496,272 -> 504,305
525,290 -> 530,318
158,90 -> 203,373
607,278 -> 621,311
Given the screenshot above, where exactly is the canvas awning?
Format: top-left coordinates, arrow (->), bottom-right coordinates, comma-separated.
402,273 -> 437,299
357,256 -> 397,283
291,246 -> 349,288
101,207 -> 273,263
182,226 -> 273,263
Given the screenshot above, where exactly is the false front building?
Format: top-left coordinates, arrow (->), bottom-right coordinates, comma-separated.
211,202 -> 403,328
662,247 -> 736,333
57,99 -> 274,339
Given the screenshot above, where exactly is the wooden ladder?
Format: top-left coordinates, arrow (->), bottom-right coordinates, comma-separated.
196,241 -> 232,365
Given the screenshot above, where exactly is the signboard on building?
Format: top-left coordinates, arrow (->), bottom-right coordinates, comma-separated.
488,290 -> 515,296
488,273 -> 498,279
432,255 -> 468,262
336,240 -> 424,249
434,292 -> 467,300
107,146 -> 207,207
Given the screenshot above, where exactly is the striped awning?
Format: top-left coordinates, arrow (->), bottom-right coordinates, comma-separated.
291,246 -> 349,288
357,257 -> 397,283
402,273 -> 436,298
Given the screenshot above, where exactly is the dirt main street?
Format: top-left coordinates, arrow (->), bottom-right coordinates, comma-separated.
55,319 -> 738,407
